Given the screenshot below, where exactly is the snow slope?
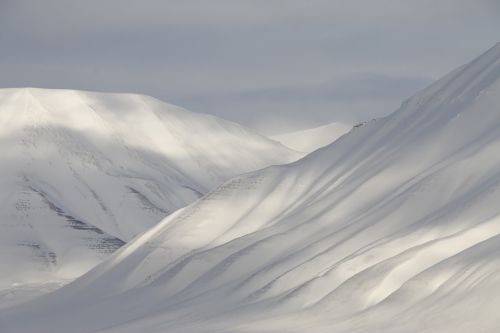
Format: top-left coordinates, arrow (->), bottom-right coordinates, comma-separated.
0,88 -> 299,305
3,43 -> 500,332
271,122 -> 352,152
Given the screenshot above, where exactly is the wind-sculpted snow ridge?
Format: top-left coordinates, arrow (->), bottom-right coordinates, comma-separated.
0,88 -> 299,307
2,43 -> 500,332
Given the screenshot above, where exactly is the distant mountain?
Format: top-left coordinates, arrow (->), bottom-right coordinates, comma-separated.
0,88 -> 299,306
3,43 -> 500,333
271,121 -> 352,152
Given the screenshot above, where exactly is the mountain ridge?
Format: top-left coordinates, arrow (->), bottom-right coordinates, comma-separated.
2,43 -> 500,332
0,87 -> 300,307
271,121 -> 352,153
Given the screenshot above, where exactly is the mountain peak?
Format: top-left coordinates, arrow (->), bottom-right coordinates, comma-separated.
0,88 -> 300,306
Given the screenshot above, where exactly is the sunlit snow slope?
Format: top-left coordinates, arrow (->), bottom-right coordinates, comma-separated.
272,121 -> 352,152
0,88 -> 299,306
3,43 -> 500,332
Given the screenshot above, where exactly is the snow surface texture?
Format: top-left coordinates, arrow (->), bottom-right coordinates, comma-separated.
3,43 -> 500,333
272,122 -> 352,152
0,88 -> 299,307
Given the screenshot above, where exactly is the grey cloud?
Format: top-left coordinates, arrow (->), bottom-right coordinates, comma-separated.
0,0 -> 498,133
173,73 -> 431,133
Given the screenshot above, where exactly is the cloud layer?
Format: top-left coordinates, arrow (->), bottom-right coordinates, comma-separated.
1,0 -> 499,133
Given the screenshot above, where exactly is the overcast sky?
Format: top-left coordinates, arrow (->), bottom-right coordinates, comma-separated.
1,0 -> 499,134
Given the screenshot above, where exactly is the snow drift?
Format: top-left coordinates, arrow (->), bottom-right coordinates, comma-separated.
0,88 -> 299,306
3,43 -> 500,332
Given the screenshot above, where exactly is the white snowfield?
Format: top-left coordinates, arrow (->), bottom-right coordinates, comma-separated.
2,43 -> 500,333
0,88 -> 299,307
272,122 -> 352,153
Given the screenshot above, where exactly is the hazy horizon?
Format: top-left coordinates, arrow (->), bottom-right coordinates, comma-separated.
1,0 -> 499,134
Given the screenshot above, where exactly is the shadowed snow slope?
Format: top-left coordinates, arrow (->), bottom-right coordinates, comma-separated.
272,121 -> 352,152
3,43 -> 500,332
0,88 -> 299,306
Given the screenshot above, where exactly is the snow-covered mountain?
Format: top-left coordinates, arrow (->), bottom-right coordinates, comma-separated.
0,88 -> 299,306
271,121 -> 352,152
3,42 -> 500,333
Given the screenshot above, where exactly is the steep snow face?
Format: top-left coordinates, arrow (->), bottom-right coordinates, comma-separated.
271,122 -> 352,153
3,43 -> 500,333
0,88 -> 299,304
